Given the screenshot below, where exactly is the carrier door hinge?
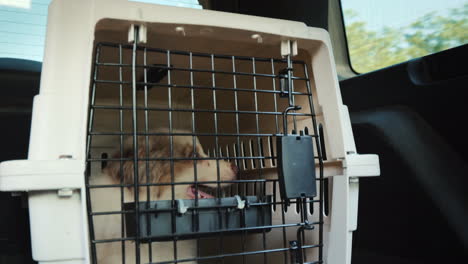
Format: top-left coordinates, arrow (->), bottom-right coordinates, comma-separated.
128,24 -> 147,44
281,40 -> 298,57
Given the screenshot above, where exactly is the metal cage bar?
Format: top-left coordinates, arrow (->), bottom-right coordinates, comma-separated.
86,38 -> 324,264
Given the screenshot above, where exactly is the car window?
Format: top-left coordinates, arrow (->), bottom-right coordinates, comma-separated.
0,0 -> 51,62
130,0 -> 202,9
0,0 -> 202,62
341,0 -> 468,73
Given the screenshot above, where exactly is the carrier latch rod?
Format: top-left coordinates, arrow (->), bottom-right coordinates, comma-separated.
279,40 -> 301,135
278,40 -> 317,264
289,198 -> 315,264
277,41 -> 317,200
279,40 -> 298,106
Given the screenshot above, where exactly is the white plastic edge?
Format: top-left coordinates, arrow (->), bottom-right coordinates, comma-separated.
0,159 -> 85,192
128,0 -> 203,10
343,154 -> 380,178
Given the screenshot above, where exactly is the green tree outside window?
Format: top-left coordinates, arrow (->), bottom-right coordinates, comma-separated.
344,4 -> 467,73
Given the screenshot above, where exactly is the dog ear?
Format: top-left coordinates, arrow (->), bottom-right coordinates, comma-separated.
182,144 -> 193,158
103,140 -> 135,184
181,143 -> 204,159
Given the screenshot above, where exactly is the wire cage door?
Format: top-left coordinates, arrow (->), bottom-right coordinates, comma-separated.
85,28 -> 324,264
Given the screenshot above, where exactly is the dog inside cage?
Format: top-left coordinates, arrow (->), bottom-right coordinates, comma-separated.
85,26 -> 324,264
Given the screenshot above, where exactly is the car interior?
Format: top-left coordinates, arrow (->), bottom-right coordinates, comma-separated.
0,0 -> 467,263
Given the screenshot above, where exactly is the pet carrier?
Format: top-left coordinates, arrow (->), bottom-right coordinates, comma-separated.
0,0 -> 379,263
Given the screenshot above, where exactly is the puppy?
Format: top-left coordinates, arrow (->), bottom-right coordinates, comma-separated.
90,130 -> 238,264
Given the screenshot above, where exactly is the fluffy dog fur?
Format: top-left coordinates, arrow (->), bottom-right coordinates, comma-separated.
90,130 -> 237,263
